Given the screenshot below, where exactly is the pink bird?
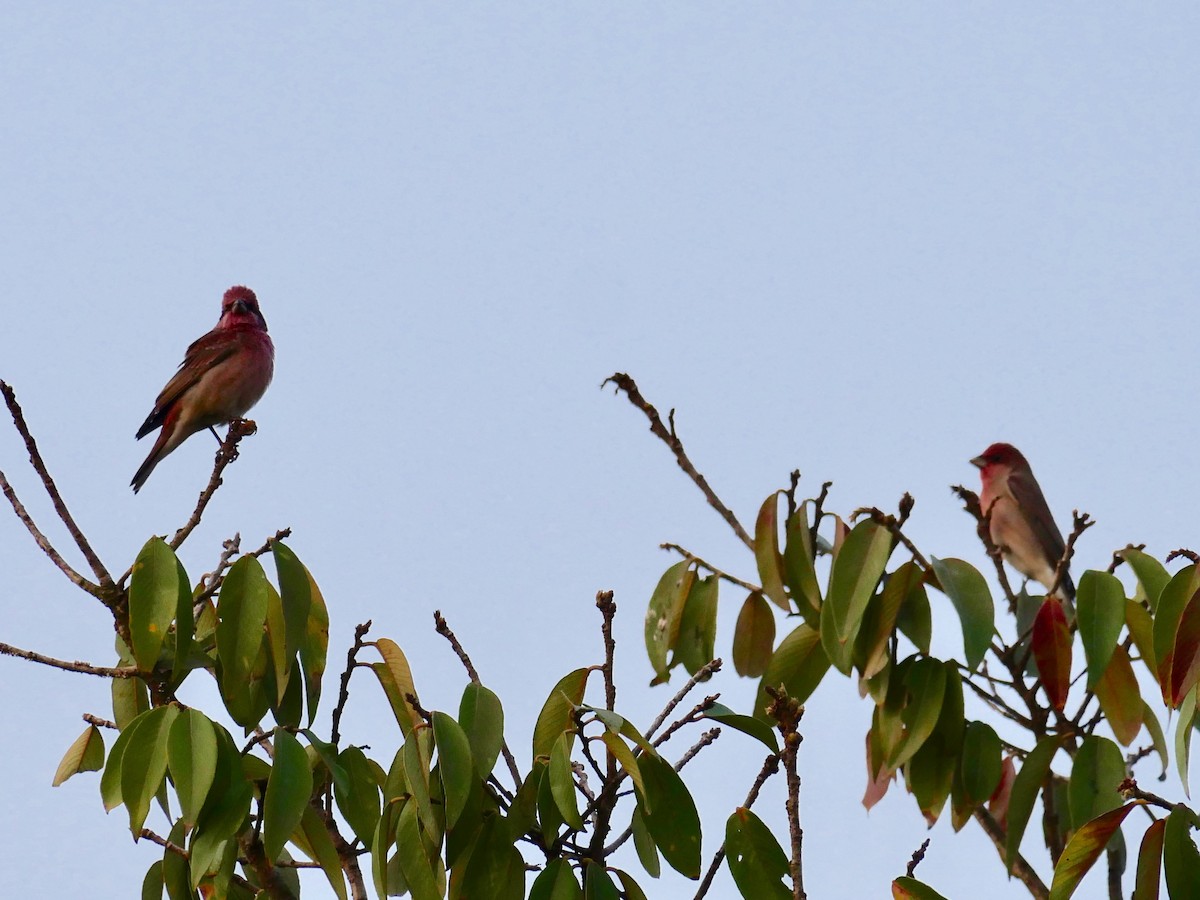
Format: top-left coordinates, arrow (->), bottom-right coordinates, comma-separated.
132,286 -> 274,493
971,443 -> 1075,602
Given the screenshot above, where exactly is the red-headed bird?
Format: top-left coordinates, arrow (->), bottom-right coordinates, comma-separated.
132,286 -> 274,493
971,443 -> 1075,603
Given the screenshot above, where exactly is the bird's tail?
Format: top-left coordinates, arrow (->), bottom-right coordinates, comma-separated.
131,425 -> 174,493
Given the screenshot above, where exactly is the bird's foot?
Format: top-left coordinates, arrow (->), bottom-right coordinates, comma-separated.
230,418 -> 258,437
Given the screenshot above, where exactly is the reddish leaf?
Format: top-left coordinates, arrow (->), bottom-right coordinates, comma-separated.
754,492 -> 790,612
1170,588 -> 1200,707
1135,817 -> 1166,900
987,756 -> 1017,828
862,731 -> 894,811
1032,598 -> 1072,711
1048,802 -> 1139,900
1092,644 -> 1143,746
732,592 -> 775,678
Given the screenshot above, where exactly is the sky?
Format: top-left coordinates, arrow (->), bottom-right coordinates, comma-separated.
1,4 -> 1198,898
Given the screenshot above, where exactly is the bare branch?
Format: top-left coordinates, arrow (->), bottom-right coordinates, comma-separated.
765,686 -> 807,900
0,641 -> 138,678
693,753 -> 782,899
83,713 -> 117,729
905,839 -> 930,877
1,381 -> 113,592
661,543 -> 759,592
603,373 -> 752,548
331,621 -> 372,747
645,659 -> 722,741
434,609 -> 523,789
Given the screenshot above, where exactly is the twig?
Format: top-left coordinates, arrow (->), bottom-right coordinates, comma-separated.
405,692 -> 432,724
1119,778 -> 1174,813
602,373 -> 751,548
434,610 -> 523,789
653,695 -> 719,749
1049,511 -> 1094,600
645,659 -> 722,741
661,543 -> 759,592
331,621 -> 372,747
597,591 -> 617,713
906,838 -> 930,877
1166,548 -> 1200,566
170,419 -> 257,551
139,828 -> 256,892
674,727 -> 720,771
852,503 -> 930,572
83,713 -> 117,729
765,686 -> 806,900
0,641 -> 138,678
693,753 -> 782,899
1,381 -> 113,592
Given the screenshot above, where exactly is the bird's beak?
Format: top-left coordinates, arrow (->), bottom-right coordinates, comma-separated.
970,456 -> 985,469
233,298 -> 251,315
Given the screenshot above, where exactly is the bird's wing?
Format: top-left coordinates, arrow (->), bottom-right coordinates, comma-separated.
1007,469 -> 1067,567
135,330 -> 239,439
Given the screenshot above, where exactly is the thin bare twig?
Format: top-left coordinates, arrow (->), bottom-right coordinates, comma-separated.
645,659 -> 722,741
83,713 -> 117,729
0,641 -> 138,678
331,621 -> 372,747
905,839 -> 930,877
1,381 -> 113,592
139,828 -> 257,892
1049,511 -> 1094,600
766,686 -> 806,900
674,727 -> 720,770
661,543 -> 759,592
603,373 -> 752,548
1119,778 -> 1173,813
653,695 -> 719,749
693,753 -> 782,899
434,609 -> 523,789
170,419 -> 257,550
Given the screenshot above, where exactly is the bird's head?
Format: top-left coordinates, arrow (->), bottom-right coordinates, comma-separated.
219,285 -> 268,331
971,442 -> 1029,475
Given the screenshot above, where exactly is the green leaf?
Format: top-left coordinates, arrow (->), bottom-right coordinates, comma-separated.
960,721 -> 1002,804
820,520 -> 892,673
432,711 -> 474,829
1068,736 -> 1125,826
1142,701 -> 1169,779
1093,644 -> 1143,746
529,857 -> 582,900
631,806 -> 660,879
262,728 -> 313,860
456,813 -> 525,900
111,671 -> 150,730
532,668 -> 589,761
371,638 -> 423,737
1174,685 -> 1197,796
335,745 -> 382,845
459,682 -> 505,780
1134,817 -> 1165,900
639,753 -> 701,879
891,876 -> 950,900
52,724 -> 105,786
896,580 -> 933,657
888,657 -> 946,768
1125,598 -> 1156,678
732,592 -> 775,678
644,561 -> 694,683
1164,805 -> 1200,898
170,558 -> 195,690
724,807 -> 791,899
600,733 -> 646,804
162,819 -> 191,900
215,555 -> 270,703
118,706 -> 178,835
403,728 -> 435,830
755,492 -> 790,611
271,542 -> 313,679
784,503 -> 822,623
129,537 -> 184,671
141,860 -> 163,900
674,574 -> 718,675
1076,570 -> 1126,688
928,557 -> 994,671
301,728 -> 350,795
1005,736 -> 1060,872
395,800 -> 441,900
859,561 -> 925,679
167,708 -> 218,827
263,580 -> 290,705
612,870 -> 649,900
1032,597 -> 1072,711
549,731 -> 583,830
703,702 -> 779,753
299,803 -> 348,900
1120,547 -> 1169,610
1048,802 -> 1138,900
298,561 -> 329,725
754,623 -> 829,721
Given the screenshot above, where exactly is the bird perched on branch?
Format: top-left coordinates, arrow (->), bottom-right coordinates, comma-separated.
131,286 -> 274,493
971,442 -> 1075,604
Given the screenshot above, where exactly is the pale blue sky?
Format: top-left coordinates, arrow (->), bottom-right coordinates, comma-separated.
2,5 -> 1197,897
